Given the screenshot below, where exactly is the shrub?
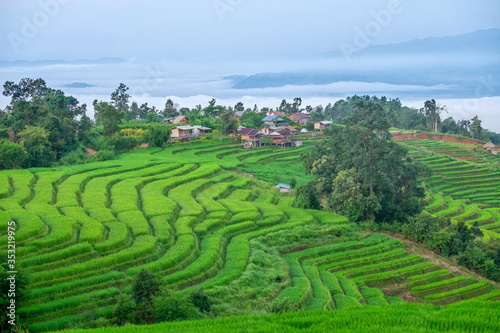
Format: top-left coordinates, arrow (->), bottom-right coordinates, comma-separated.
154,292 -> 199,322
190,289 -> 211,313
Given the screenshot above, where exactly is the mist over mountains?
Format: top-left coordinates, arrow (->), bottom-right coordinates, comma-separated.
230,29 -> 500,98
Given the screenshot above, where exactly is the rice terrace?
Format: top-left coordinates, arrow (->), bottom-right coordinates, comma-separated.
1,2 -> 500,329
1,123 -> 500,331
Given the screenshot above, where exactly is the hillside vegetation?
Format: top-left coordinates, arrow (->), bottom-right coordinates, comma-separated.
1,138 -> 499,332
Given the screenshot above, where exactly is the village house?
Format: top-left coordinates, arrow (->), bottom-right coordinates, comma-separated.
171,125 -> 211,142
163,117 -> 176,124
238,128 -> 263,148
192,125 -> 212,137
288,113 -> 311,125
484,141 -> 499,155
261,126 -> 278,135
283,125 -> 298,135
263,115 -> 284,126
267,129 -> 294,148
314,120 -> 333,132
275,184 -> 290,192
171,125 -> 193,142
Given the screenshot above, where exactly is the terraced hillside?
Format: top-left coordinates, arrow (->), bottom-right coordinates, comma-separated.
64,302 -> 500,333
0,140 -> 498,332
397,139 -> 500,241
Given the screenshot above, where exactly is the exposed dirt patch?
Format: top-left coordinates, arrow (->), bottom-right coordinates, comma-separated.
85,147 -> 97,156
382,282 -> 408,297
400,292 -> 418,303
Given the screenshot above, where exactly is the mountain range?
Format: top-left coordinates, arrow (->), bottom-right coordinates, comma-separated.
229,29 -> 500,98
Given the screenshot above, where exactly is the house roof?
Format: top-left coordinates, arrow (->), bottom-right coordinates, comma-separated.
315,121 -> 333,124
289,113 -> 311,119
267,111 -> 285,116
284,125 -> 297,132
263,115 -> 284,122
172,115 -> 189,124
268,129 -> 292,137
484,141 -> 496,148
174,125 -> 193,130
275,184 -> 290,189
192,125 -> 212,130
239,128 -> 262,136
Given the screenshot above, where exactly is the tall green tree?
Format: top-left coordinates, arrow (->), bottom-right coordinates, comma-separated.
18,126 -> 55,167
3,78 -> 47,102
132,269 -> 161,324
111,83 -> 130,119
469,116 -> 483,139
0,140 -> 26,169
234,101 -> 244,112
220,109 -> 238,136
304,101 -> 424,223
94,101 -> 121,137
421,99 -> 447,133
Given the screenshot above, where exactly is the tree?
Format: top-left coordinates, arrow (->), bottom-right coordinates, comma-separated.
78,112 -> 93,145
304,101 -> 424,223
294,182 -> 321,210
144,123 -> 171,148
154,292 -> 199,322
111,83 -> 130,118
402,212 -> 441,243
208,98 -> 216,107
18,126 -> 56,167
94,101 -> 121,137
190,289 -> 211,313
234,101 -> 244,112
292,97 -> 302,112
220,109 -> 238,136
239,111 -> 264,129
421,99 -> 447,133
130,101 -> 140,120
469,116 -> 483,139
163,98 -> 177,117
132,269 -> 161,324
3,78 -> 47,102
0,140 -> 26,169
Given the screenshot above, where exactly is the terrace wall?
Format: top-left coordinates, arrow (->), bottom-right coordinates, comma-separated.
392,133 -> 500,149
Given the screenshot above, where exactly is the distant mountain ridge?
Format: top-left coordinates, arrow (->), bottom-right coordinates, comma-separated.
63,82 -> 95,88
232,29 -> 500,96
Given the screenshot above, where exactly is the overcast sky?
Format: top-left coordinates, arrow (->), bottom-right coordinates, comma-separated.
1,0 -> 500,62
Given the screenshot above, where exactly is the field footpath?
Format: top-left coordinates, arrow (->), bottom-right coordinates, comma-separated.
376,231 -> 500,289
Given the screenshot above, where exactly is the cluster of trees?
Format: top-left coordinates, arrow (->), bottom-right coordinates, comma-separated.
303,95 -> 499,144
112,269 -> 210,325
299,101 -> 425,223
0,78 -> 93,168
403,214 -> 500,281
0,79 -> 173,170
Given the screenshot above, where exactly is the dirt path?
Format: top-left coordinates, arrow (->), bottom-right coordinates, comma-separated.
376,232 -> 500,289
85,147 -> 97,156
